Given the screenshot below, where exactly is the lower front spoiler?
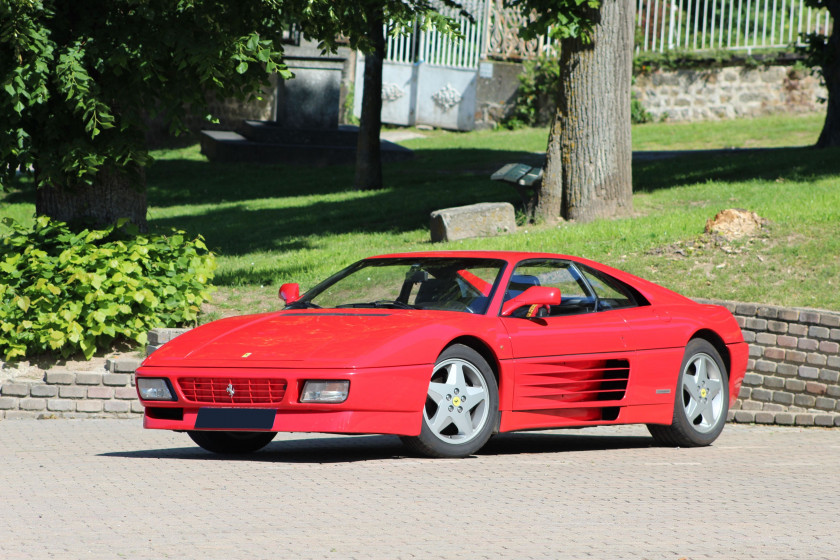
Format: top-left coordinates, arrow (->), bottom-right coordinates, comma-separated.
143,407 -> 422,436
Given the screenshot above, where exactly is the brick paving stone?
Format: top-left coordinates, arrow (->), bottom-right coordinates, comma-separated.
772,392 -> 794,406
820,341 -> 840,354
87,387 -> 114,399
115,387 -> 138,400
1,383 -> 31,397
815,397 -> 836,411
59,385 -> 86,399
76,401 -> 103,413
4,410 -> 39,419
741,400 -> 763,411
30,385 -> 58,398
735,303 -> 757,315
794,413 -> 815,426
743,373 -> 763,386
763,376 -> 784,389
753,411 -> 775,423
738,387 -> 752,399
776,364 -> 798,377
747,358 -> 755,370
751,388 -> 771,402
105,358 -> 141,374
789,324 -> 808,336
748,345 -> 762,358
763,403 -> 784,411
763,347 -> 785,360
19,398 -> 46,411
777,335 -> 797,348
131,401 -> 145,413
829,356 -> 840,368
799,365 -> 820,379
775,412 -> 795,424
819,314 -> 840,328
836,416 -> 840,426
103,373 -> 131,386
809,326 -> 830,339
785,379 -> 806,392
798,338 -> 819,351
0,396 -> 18,410
746,318 -> 768,331
794,394 -> 816,408
800,311 -> 821,324
44,371 -> 75,385
742,331 -> 756,343
831,328 -> 840,341
827,386 -> 840,398
767,320 -> 787,333
104,400 -> 131,413
733,410 -> 754,422
815,414 -> 836,427
47,399 -> 75,412
787,350 -> 806,363
778,308 -> 799,321
806,382 -> 828,395
75,372 -> 102,385
755,333 -> 777,345
756,306 -> 778,319
755,360 -> 777,373
807,353 -> 828,366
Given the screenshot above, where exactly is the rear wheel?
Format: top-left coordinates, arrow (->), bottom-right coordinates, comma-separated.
187,431 -> 276,454
401,344 -> 498,458
648,339 -> 729,447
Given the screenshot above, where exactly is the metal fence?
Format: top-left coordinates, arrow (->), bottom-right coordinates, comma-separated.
637,0 -> 834,53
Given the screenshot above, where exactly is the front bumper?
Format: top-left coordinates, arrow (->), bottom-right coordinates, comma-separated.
135,364 -> 430,436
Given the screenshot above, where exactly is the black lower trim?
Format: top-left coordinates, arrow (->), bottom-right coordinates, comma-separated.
195,408 -> 276,430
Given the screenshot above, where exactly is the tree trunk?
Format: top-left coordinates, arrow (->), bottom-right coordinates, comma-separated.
354,10 -> 385,191
536,0 -> 634,222
816,1 -> 840,148
35,164 -> 148,231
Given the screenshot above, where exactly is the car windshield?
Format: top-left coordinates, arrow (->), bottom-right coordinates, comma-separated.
287,257 -> 506,314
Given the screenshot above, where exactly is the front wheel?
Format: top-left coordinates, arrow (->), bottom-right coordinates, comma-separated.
187,431 -> 276,454
648,339 -> 729,447
401,344 -> 499,458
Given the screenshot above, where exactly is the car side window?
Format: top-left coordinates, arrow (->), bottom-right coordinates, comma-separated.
579,266 -> 639,310
506,260 -> 596,316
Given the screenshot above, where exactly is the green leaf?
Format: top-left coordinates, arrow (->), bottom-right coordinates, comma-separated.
236,62 -> 248,74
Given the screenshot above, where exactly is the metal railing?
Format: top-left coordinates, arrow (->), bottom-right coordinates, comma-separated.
637,0 -> 833,52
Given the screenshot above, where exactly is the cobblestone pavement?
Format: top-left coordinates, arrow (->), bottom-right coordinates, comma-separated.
1,420 -> 838,559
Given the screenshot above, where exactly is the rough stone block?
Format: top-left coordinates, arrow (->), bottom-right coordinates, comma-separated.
815,414 -> 836,427
789,324 -> 808,336
794,413 -> 815,426
809,326 -> 830,339
430,202 -> 516,242
776,364 -> 798,377
103,373 -> 131,387
0,396 -> 18,410
815,397 -> 835,410
785,379 -> 806,392
772,392 -> 794,405
819,369 -> 839,383
20,398 -> 46,411
59,386 -> 86,399
47,399 -> 74,412
751,388 -> 772,402
797,338 -> 818,351
45,372 -> 75,385
767,320 -> 787,333
775,412 -> 795,425
733,410 -> 755,423
1,383 -> 30,397
746,318 -> 768,331
798,366 -> 820,379
30,385 -> 58,398
115,387 -> 139,400
743,373 -> 763,386
794,394 -> 816,408
807,353 -> 827,366
104,400 -> 131,413
75,373 -> 102,385
819,341 -> 839,354
819,314 -> 840,328
77,401 -> 103,413
755,360 -> 777,373
147,328 -> 190,346
87,387 -> 114,399
754,411 -> 775,424
106,358 -> 142,374
778,309 -> 799,321
763,376 -> 784,389
776,335 -> 797,348
755,333 -> 777,345
763,347 -> 785,360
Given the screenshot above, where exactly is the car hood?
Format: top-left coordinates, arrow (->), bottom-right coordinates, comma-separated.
142,309 -> 498,369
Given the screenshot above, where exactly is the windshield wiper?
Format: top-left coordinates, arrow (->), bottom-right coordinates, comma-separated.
336,300 -> 416,310
284,300 -> 322,309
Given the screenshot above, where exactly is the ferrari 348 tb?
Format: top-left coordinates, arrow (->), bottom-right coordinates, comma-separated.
135,252 -> 747,458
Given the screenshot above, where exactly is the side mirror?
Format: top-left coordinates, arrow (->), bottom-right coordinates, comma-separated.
279,283 -> 301,304
501,286 -> 561,317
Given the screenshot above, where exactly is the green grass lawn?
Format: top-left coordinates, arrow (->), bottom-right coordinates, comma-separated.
3,112 -> 838,318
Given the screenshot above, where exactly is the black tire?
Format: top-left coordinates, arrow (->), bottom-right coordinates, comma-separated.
648,339 -> 729,447
401,344 -> 499,458
187,431 -> 276,454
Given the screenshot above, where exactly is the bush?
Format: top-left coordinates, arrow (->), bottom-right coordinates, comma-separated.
0,217 -> 215,361
502,54 -> 561,129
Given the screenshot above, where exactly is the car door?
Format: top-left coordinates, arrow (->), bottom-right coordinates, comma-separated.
499,259 -> 632,428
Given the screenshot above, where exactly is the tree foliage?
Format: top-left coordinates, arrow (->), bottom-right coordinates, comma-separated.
0,0 -> 291,193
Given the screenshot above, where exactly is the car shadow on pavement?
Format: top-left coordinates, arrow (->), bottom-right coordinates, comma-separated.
100,432 -> 656,463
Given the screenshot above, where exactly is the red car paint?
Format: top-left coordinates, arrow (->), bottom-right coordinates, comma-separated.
136,251 -> 747,439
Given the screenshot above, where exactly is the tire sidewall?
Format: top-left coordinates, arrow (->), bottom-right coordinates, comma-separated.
673,339 -> 729,445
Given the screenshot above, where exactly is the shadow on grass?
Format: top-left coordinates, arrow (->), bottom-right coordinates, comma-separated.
633,146 -> 840,193
100,431 -> 655,464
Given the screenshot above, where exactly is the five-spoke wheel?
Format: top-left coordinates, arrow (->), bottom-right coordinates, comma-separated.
402,344 -> 498,458
648,339 -> 729,447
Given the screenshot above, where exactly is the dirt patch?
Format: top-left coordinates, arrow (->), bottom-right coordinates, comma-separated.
704,208 -> 765,239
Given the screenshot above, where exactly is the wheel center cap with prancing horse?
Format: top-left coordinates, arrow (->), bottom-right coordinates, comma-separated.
452,396 -> 461,407
700,388 -> 707,399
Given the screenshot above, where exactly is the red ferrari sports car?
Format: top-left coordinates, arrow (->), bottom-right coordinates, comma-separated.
135,251 -> 747,458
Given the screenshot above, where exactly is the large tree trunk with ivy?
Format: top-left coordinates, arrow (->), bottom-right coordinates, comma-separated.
536,0 -> 634,222
35,165 -> 148,231
354,10 -> 385,191
816,1 -> 840,148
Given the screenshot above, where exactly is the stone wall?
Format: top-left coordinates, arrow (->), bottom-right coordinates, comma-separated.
698,299 -> 840,427
2,309 -> 839,426
633,65 -> 827,122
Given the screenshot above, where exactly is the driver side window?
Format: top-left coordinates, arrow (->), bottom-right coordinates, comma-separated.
506,260 -> 595,316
